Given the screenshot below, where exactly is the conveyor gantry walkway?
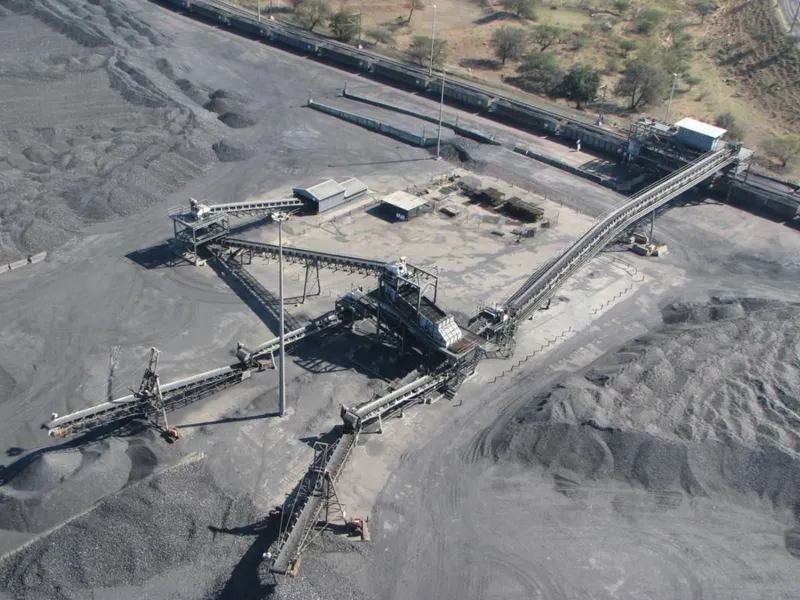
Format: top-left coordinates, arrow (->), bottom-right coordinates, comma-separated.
196,197 -> 305,216
220,238 -> 389,276
269,369 -> 451,575
269,432 -> 358,575
44,363 -> 252,438
503,147 -> 737,323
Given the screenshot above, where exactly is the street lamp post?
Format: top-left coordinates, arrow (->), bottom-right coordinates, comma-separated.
665,73 -> 678,123
271,211 -> 289,417
428,5 -> 437,78
257,0 -> 261,22
436,69 -> 445,159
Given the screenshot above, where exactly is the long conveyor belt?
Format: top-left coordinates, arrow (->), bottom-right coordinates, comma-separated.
220,238 -> 389,276
269,431 -> 358,575
44,363 -> 251,438
504,147 -> 738,322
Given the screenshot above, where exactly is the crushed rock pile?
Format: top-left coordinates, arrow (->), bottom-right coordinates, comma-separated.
482,297 -> 800,520
0,0 -> 259,262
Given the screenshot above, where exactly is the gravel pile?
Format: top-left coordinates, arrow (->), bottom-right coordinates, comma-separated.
0,0 -> 261,262
0,457 -> 258,600
432,140 -> 486,172
486,298 -> 800,514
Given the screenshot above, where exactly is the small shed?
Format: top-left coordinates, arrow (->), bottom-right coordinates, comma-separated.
381,190 -> 428,221
674,118 -> 727,152
293,179 -> 346,213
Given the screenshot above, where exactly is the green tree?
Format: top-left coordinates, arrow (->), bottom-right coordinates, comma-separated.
491,26 -> 528,64
764,134 -> 800,168
406,0 -> 425,24
329,9 -> 360,42
531,24 -> 561,51
516,51 -> 565,95
289,0 -> 304,12
614,60 -> 669,110
633,8 -> 663,34
500,0 -> 537,19
561,63 -> 601,108
408,36 -> 449,67
296,0 -> 331,31
691,0 -> 718,23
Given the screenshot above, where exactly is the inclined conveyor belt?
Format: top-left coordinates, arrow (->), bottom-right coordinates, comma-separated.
221,238 -> 388,275
269,431 -> 358,575
504,147 -> 737,322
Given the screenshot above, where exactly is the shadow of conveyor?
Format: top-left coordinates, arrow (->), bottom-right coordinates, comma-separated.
0,420 -> 146,487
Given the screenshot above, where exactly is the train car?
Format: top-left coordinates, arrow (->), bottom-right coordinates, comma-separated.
427,80 -> 493,111
229,14 -> 269,38
373,61 -> 429,90
188,1 -> 231,26
319,44 -> 373,72
269,28 -> 319,54
491,100 -> 558,134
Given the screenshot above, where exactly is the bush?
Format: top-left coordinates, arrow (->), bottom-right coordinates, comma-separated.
329,10 -> 360,42
613,0 -> 630,12
633,8 -> 663,34
763,134 -> 800,167
715,113 -> 745,140
683,74 -> 702,89
500,0 -> 537,19
618,37 -> 638,56
408,35 -> 449,67
367,28 -> 395,45
605,57 -> 620,74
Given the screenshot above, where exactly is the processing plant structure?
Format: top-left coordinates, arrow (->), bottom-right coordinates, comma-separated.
42,114 -> 752,578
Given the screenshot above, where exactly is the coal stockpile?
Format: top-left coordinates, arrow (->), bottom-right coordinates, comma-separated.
0,457 -> 259,600
0,0 -> 234,263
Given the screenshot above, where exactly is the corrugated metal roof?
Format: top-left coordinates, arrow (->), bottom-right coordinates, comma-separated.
338,177 -> 368,198
674,117 -> 727,139
294,179 -> 345,202
382,190 -> 427,212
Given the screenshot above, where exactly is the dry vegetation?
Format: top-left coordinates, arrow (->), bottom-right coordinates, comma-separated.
239,0 -> 799,176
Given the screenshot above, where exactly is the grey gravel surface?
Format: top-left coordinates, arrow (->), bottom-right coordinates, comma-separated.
2,0 -> 800,598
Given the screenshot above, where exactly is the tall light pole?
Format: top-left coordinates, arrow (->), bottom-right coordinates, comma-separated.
436,68 -> 446,160
665,72 -> 678,123
428,4 -> 437,78
271,211 -> 289,417
257,0 -> 261,22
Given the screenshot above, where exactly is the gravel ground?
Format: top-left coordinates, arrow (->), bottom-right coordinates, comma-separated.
348,298 -> 800,599
2,0 -> 800,598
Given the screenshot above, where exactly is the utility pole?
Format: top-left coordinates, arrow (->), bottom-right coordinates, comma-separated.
272,211 -> 289,417
436,69 -> 445,160
665,73 -> 678,123
428,4 -> 437,78
257,0 -> 261,22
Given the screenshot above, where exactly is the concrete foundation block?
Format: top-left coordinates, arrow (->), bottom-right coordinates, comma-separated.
8,259 -> 28,271
29,251 -> 47,264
